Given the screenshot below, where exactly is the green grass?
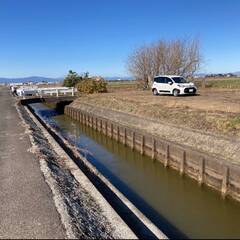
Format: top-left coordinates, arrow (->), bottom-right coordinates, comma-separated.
207,78 -> 240,89
195,78 -> 240,89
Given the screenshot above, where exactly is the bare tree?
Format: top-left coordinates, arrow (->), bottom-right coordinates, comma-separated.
127,38 -> 202,88
127,45 -> 154,89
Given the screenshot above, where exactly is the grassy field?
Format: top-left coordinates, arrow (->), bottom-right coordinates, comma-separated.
194,77 -> 240,89
77,80 -> 240,137
107,80 -> 138,92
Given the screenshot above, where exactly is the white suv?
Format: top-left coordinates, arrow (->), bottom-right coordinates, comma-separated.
152,75 -> 197,97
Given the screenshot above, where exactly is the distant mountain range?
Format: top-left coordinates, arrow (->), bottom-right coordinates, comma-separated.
233,71 -> 240,75
0,76 -> 63,83
104,76 -> 133,81
0,75 -> 133,83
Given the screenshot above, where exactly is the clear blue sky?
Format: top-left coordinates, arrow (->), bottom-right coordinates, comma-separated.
0,0 -> 240,78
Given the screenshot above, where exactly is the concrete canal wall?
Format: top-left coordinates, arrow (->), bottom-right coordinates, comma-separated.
65,104 -> 240,202
23,98 -> 168,239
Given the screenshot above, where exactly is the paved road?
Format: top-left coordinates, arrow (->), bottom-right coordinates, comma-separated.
0,87 -> 66,238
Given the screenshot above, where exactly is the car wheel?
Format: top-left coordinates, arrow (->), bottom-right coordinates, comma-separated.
153,89 -> 159,96
173,89 -> 179,97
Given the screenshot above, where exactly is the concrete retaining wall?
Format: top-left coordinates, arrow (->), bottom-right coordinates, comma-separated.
25,101 -> 168,239
65,105 -> 240,202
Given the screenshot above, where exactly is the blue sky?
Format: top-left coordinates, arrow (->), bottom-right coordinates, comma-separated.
0,0 -> 240,77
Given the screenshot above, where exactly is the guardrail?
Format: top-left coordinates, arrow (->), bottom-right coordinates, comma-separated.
16,87 -> 75,97
38,87 -> 75,97
65,105 -> 240,202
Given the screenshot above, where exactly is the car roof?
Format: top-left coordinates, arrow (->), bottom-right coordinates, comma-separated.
154,75 -> 182,78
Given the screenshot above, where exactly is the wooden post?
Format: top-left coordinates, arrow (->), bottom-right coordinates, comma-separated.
95,118 -> 98,131
132,131 -> 135,150
124,128 -> 127,145
117,126 -> 120,142
80,112 -> 83,123
141,135 -> 145,155
221,165 -> 229,197
91,116 -> 93,128
105,121 -> 108,135
164,144 -> 169,167
151,138 -> 156,160
111,123 -> 113,139
100,119 -> 102,132
87,115 -> 89,126
198,157 -> 205,185
180,150 -> 186,175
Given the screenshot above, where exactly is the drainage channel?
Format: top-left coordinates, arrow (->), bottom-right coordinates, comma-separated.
28,102 -> 240,239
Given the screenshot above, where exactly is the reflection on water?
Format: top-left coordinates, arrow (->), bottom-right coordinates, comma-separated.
30,103 -> 240,239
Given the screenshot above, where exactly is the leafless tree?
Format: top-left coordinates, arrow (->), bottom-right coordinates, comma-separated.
127,45 -> 154,88
127,38 -> 202,88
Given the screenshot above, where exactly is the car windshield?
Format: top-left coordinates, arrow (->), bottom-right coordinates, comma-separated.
172,77 -> 187,83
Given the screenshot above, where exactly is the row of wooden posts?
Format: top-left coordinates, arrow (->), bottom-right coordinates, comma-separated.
64,105 -> 239,201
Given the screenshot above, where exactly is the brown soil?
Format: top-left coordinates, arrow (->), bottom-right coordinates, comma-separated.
76,88 -> 240,137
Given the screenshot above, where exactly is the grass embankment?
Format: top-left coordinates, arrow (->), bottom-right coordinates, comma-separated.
77,81 -> 240,137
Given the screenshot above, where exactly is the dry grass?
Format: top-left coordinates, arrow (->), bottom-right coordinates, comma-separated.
77,87 -> 240,137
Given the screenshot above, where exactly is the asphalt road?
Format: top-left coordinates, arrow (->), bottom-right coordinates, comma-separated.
0,87 -> 66,239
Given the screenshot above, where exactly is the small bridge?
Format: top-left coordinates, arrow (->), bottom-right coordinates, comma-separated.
20,96 -> 77,114
16,87 -> 76,97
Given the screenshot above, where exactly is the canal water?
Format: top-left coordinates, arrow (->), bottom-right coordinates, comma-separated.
30,102 -> 240,239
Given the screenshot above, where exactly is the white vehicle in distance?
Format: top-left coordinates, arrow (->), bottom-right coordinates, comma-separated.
152,75 -> 197,97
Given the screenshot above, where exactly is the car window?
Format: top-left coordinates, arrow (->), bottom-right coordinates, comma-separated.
159,77 -> 165,83
172,77 -> 187,83
165,77 -> 172,83
154,77 -> 165,83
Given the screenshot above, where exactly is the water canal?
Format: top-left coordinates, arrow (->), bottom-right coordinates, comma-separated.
30,102 -> 240,239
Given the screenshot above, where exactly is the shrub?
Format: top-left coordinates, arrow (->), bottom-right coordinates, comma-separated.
77,78 -> 107,94
63,70 -> 82,87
